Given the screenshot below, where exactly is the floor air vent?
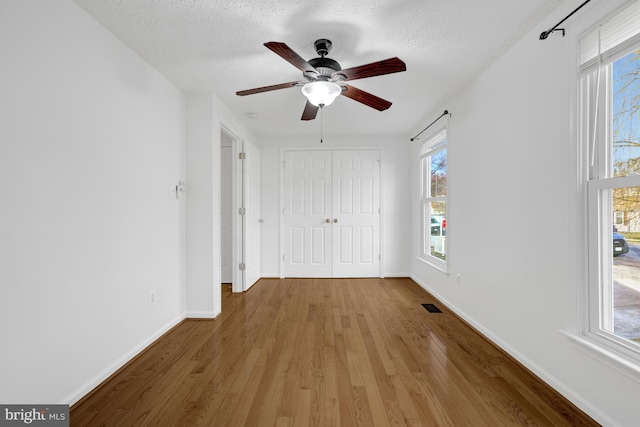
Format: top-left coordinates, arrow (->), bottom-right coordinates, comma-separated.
421,303 -> 442,313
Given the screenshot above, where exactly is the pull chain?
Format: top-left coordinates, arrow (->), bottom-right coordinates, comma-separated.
320,104 -> 324,143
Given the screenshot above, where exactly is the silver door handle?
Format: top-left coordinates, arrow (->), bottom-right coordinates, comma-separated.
326,218 -> 331,223
333,218 -> 338,223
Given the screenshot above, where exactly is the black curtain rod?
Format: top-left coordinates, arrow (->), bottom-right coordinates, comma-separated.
539,0 -> 591,40
410,110 -> 451,142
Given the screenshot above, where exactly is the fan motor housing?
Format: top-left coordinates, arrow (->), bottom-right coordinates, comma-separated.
308,57 -> 341,77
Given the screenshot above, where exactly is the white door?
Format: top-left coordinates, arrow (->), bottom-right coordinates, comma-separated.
243,140 -> 262,289
332,150 -> 380,277
282,150 -> 333,277
282,149 -> 380,278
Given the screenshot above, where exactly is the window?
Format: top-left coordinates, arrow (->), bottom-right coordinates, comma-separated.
419,128 -> 447,270
579,1 -> 640,367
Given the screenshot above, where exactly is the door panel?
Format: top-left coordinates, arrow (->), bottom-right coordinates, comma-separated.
332,150 -> 380,278
291,227 -> 304,264
360,226 -> 374,263
311,226 -> 327,264
283,149 -> 380,278
283,150 -> 332,277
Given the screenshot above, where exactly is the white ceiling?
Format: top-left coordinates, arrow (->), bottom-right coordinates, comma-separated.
73,0 -> 567,138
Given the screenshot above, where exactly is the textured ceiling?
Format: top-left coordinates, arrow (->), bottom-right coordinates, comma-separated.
73,0 -> 567,138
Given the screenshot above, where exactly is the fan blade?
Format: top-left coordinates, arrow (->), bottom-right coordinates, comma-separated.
334,57 -> 406,81
301,101 -> 319,121
341,84 -> 392,111
264,42 -> 318,75
236,81 -> 300,96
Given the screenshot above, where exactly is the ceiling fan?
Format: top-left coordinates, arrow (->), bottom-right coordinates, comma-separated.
236,39 -> 407,121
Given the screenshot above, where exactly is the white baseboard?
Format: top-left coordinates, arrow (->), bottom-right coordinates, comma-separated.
409,275 -> 617,427
186,309 -> 220,319
251,275 -> 411,279
64,313 -> 186,406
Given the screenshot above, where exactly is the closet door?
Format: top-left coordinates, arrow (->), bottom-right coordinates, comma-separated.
332,150 -> 380,277
282,149 -> 381,278
282,150 -> 332,277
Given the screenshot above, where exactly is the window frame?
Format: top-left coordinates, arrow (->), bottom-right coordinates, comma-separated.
418,127 -> 448,272
577,26 -> 640,375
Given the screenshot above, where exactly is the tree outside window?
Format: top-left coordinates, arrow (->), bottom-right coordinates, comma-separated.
606,49 -> 640,346
420,130 -> 447,267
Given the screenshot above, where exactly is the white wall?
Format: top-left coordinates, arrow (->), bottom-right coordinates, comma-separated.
410,1 -> 639,426
185,93 -> 255,315
185,94 -> 218,317
0,0 -> 186,405
258,135 -> 411,278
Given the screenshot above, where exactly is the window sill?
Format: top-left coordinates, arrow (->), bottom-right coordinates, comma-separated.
417,255 -> 449,276
560,330 -> 640,383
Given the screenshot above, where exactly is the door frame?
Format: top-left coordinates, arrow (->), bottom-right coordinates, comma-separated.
279,146 -> 384,278
221,126 -> 244,293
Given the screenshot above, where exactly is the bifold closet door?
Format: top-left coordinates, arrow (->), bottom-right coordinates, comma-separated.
331,150 -> 380,278
282,150 -> 380,278
283,150 -> 333,277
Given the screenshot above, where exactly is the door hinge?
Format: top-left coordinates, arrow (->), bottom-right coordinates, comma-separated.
239,152 -> 246,160
239,207 -> 246,215
239,263 -> 245,271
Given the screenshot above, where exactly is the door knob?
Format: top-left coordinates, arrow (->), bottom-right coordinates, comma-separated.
333,218 -> 338,223
326,218 -> 331,223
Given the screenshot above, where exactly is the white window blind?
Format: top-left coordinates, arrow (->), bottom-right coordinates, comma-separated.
580,0 -> 640,69
420,128 -> 447,156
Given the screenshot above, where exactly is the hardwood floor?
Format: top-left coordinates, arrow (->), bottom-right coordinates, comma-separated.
71,278 -> 598,426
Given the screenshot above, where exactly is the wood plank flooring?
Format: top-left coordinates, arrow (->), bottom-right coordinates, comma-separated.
70,278 -> 598,426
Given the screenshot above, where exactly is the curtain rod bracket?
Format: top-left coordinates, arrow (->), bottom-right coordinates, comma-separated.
539,28 -> 565,40
539,0 -> 591,41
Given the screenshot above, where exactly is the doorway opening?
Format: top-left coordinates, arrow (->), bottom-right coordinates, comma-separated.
220,128 -> 262,292
220,130 -> 234,287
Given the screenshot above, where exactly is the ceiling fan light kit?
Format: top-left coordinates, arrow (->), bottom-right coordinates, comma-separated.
301,81 -> 342,107
236,39 -> 406,121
